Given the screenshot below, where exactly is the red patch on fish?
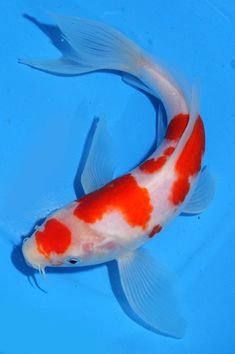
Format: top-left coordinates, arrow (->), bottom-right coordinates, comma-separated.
148,224 -> 162,238
171,176 -> 190,205
170,116 -> 205,205
165,114 -> 189,141
74,174 -> 153,229
164,146 -> 175,156
36,218 -> 71,257
175,116 -> 205,176
139,156 -> 167,174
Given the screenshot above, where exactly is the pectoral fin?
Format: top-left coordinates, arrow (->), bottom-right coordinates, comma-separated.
182,166 -> 215,215
117,248 -> 185,338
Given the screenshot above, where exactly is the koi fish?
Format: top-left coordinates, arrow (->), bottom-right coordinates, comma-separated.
21,13 -> 214,338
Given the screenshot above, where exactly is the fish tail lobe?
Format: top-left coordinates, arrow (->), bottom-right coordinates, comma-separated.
20,13 -> 146,76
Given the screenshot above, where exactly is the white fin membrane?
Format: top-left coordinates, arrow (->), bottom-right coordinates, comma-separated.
117,249 -> 185,338
182,166 -> 215,215
81,117 -> 117,194
19,57 -> 87,75
20,13 -> 144,75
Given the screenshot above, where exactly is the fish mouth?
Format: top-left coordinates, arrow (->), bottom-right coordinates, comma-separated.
22,237 -> 48,274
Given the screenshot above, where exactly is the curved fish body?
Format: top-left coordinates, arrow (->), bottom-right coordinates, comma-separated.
21,14 -> 214,338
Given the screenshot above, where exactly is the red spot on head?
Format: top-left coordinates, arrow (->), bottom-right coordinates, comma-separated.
171,177 -> 190,205
35,218 -> 71,257
74,174 -> 153,229
139,156 -> 167,174
165,114 -> 189,141
148,224 -> 162,238
164,146 -> 175,156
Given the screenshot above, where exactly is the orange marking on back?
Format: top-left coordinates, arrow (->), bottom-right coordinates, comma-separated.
175,116 -> 205,177
139,156 -> 167,174
148,224 -> 162,238
171,177 -> 190,205
164,146 -> 175,156
165,114 -> 189,141
170,116 -> 205,206
35,218 -> 71,257
74,174 -> 153,229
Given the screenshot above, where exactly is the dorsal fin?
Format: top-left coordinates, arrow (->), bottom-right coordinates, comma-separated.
167,86 -> 199,164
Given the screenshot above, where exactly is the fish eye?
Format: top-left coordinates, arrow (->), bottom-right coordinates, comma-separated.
66,257 -> 80,265
23,237 -> 29,243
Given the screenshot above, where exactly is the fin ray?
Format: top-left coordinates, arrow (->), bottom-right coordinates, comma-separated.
81,117 -> 117,194
20,13 -> 144,75
18,57 -> 86,75
117,249 -> 185,338
183,166 -> 215,214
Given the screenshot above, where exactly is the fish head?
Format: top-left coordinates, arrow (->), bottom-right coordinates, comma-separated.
22,205 -> 118,272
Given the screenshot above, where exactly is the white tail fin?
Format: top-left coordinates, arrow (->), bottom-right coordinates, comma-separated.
20,13 -> 188,119
20,13 -> 145,76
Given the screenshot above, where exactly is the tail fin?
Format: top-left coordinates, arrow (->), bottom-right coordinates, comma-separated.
20,13 -> 145,76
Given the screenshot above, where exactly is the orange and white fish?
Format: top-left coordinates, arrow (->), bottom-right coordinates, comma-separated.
21,14 -> 214,338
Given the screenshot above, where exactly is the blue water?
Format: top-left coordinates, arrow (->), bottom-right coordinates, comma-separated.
1,1 -> 235,353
